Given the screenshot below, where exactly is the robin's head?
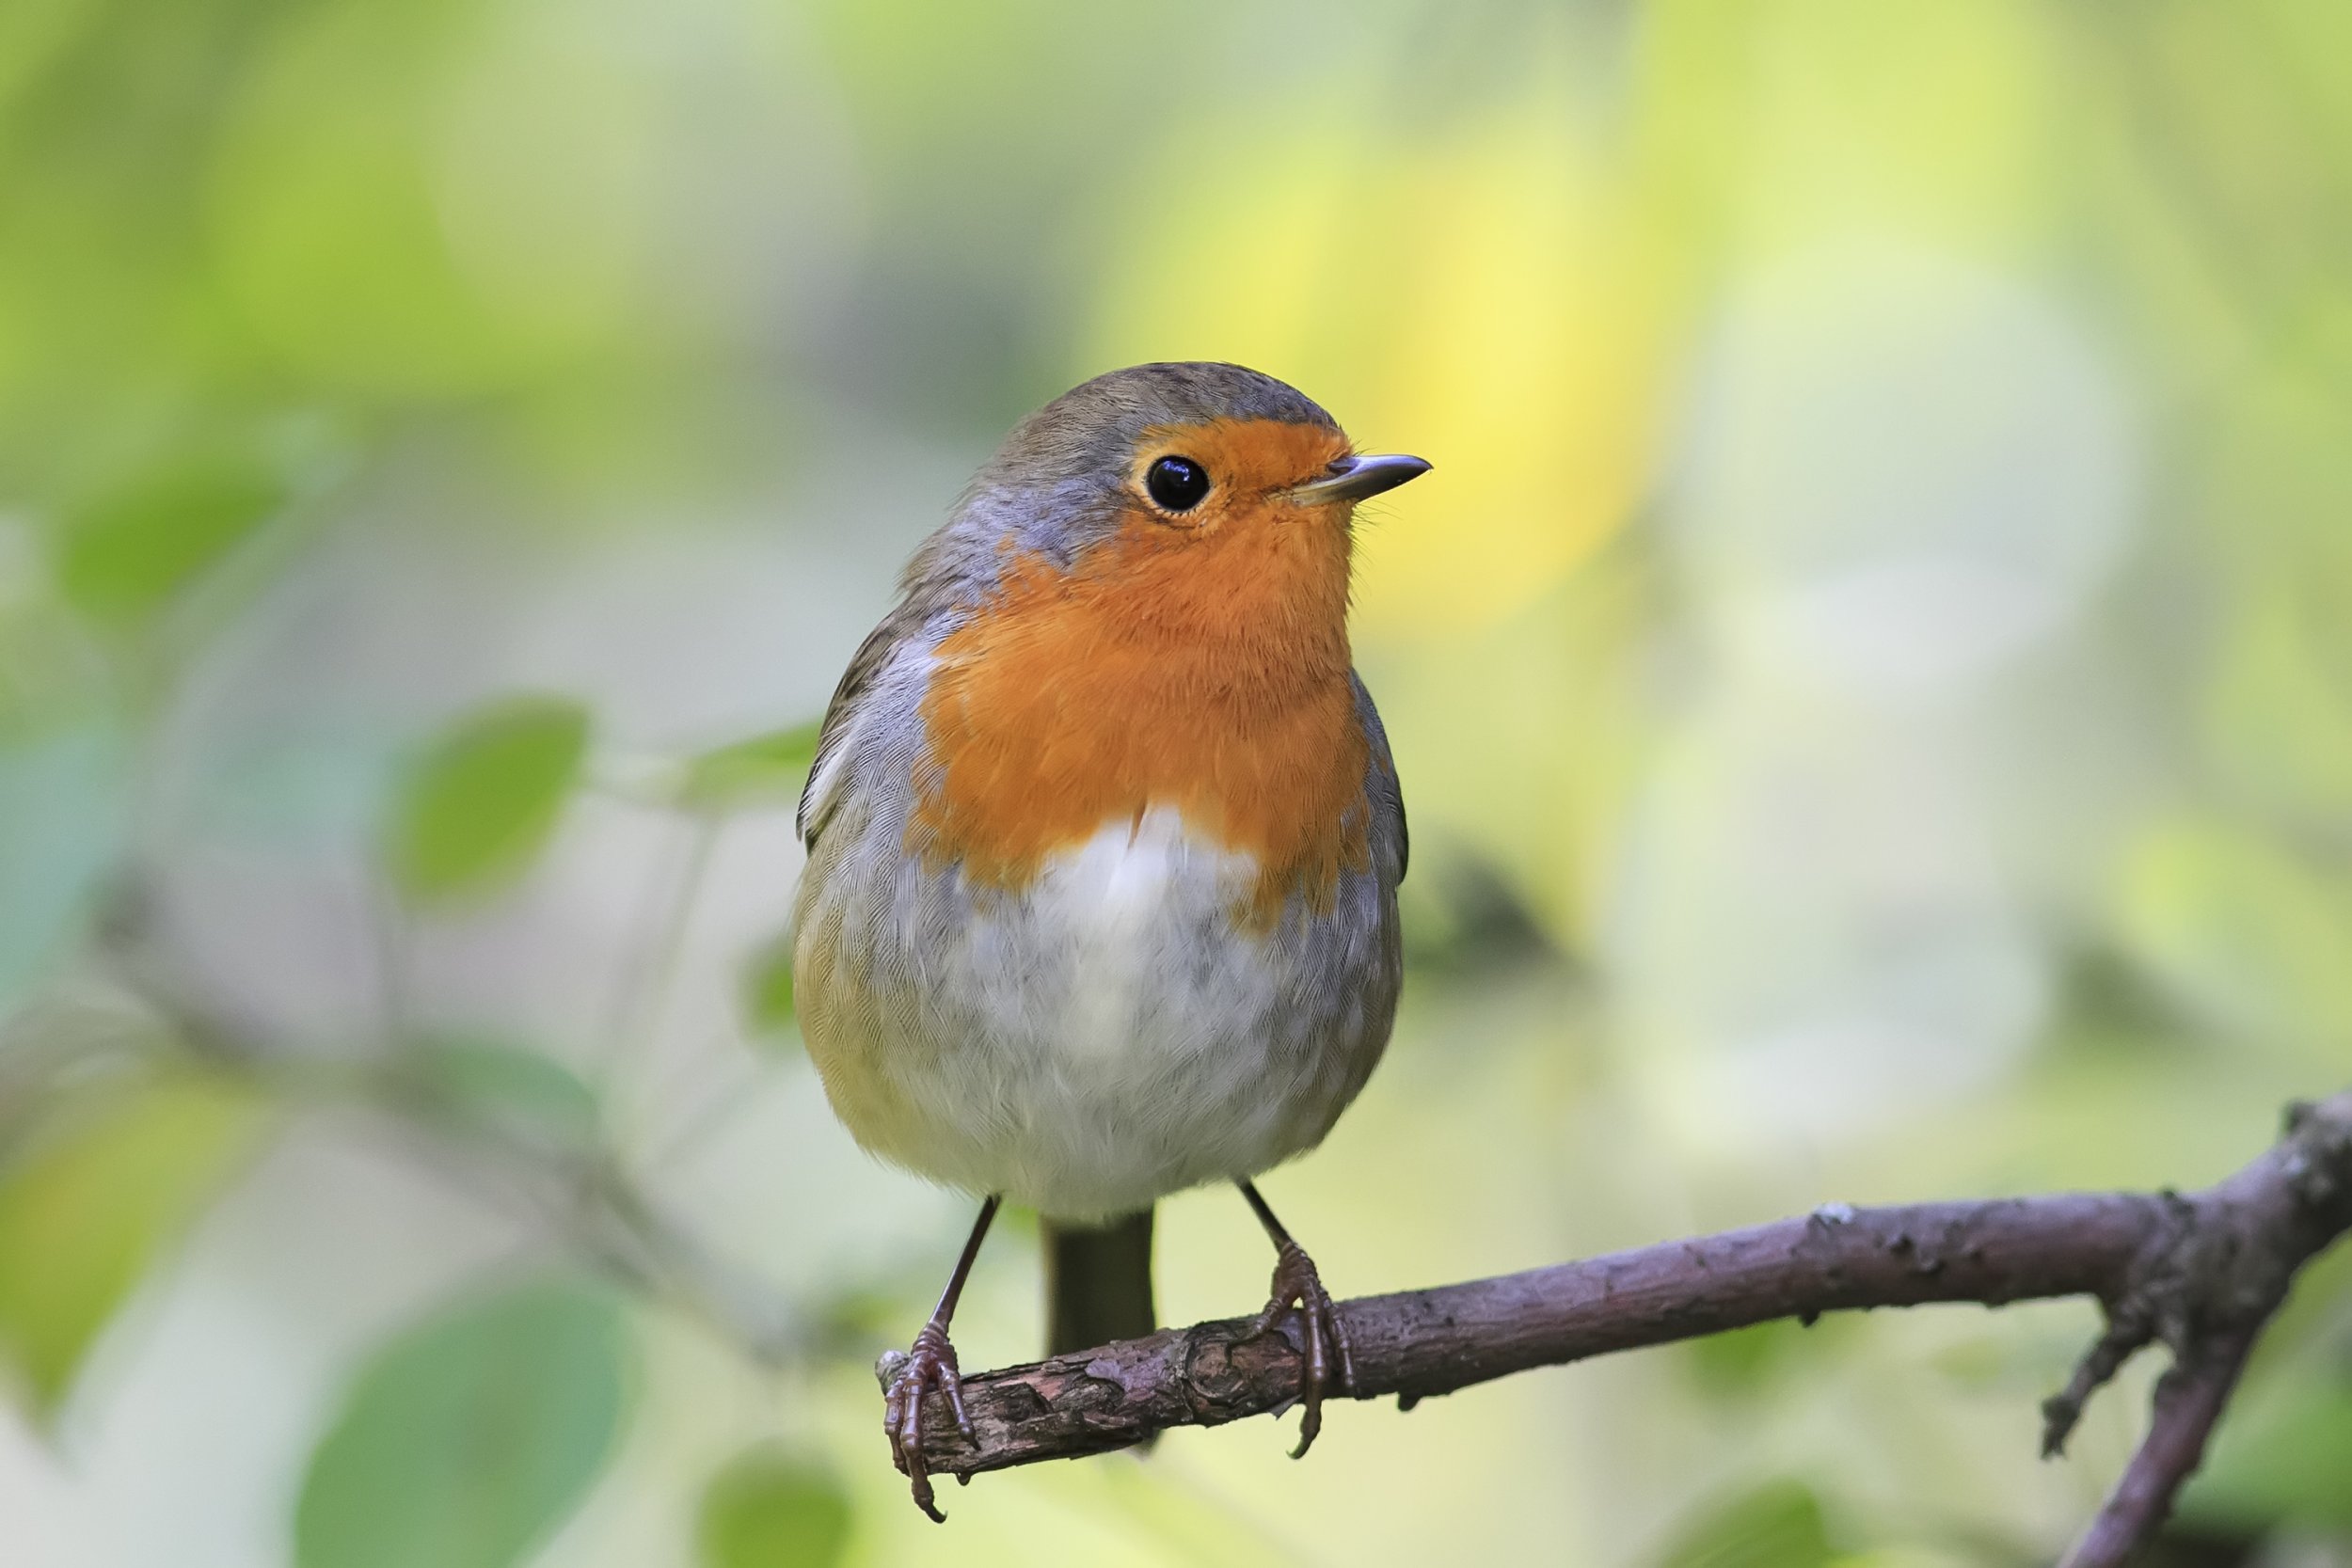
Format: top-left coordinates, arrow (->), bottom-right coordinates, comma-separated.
933,363 -> 1429,591
898,364 -> 1424,906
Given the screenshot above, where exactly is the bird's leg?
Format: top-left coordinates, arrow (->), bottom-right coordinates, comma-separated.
882,1195 -> 999,1522
1237,1180 -> 1354,1458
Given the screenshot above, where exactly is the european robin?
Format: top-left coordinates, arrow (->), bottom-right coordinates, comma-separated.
791,362 -> 1425,1518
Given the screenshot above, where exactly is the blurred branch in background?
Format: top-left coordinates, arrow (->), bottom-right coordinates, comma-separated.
902,1091 -> 2352,1568
96,874 -> 805,1368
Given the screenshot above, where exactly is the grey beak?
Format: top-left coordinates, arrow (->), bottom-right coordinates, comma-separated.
1288,452 -> 1432,504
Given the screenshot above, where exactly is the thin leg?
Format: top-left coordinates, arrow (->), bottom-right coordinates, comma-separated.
1238,1180 -> 1354,1458
883,1196 -> 1000,1522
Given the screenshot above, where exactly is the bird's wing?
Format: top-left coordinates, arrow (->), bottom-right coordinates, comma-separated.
1351,672 -> 1407,886
797,595 -> 928,849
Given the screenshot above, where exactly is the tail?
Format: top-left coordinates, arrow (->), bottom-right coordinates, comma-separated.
1041,1208 -> 1155,1356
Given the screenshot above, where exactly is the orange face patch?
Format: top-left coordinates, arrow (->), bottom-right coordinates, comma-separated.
1123,419 -> 1352,531
910,418 -> 1372,924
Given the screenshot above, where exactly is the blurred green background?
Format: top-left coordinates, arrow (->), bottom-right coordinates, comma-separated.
4,0 -> 2352,1563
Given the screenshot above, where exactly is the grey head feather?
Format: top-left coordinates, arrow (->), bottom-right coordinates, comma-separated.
978,361 -> 1339,494
932,361 -> 1342,588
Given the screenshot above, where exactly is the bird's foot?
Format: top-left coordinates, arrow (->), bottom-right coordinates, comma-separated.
1249,1237 -> 1355,1458
881,1317 -> 974,1522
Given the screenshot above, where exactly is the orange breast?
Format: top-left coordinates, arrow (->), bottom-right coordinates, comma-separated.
909,420 -> 1371,924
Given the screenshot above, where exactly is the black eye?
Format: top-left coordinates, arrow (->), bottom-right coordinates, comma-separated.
1145,455 -> 1210,512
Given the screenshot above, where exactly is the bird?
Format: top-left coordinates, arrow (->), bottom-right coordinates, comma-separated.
790,361 -> 1423,1520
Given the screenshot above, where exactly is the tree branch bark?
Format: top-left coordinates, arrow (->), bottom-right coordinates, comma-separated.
891,1089 -> 2352,1560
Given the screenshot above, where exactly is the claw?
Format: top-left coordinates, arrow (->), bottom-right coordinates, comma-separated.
1249,1237 -> 1352,1457
882,1318 -> 971,1522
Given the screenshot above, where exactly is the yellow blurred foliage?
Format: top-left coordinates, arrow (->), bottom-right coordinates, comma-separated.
1088,70 -> 1673,641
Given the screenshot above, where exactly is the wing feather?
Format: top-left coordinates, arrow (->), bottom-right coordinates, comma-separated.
1350,672 -> 1407,885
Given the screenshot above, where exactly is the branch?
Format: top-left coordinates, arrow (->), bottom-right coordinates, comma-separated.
2061,1323 -> 2257,1568
2051,1093 -> 2352,1566
896,1090 -> 2352,1560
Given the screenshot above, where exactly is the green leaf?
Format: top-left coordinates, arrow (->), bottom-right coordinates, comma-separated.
1655,1480 -> 1836,1568
0,1074 -> 265,1411
2182,1368 -> 2352,1531
695,1448 -> 852,1568
58,449 -> 283,622
742,935 -> 796,1039
677,722 -> 822,812
385,697 -> 591,906
295,1278 -> 631,1568
411,1037 -> 599,1148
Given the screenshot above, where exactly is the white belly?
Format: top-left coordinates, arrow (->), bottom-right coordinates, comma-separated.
796,807 -> 1392,1220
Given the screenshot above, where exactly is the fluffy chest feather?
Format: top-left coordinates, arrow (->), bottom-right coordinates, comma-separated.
909,511 -> 1373,925
793,802 -> 1396,1218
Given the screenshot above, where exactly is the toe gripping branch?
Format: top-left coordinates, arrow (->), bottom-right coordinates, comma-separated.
882,1319 -> 975,1523
1251,1235 -> 1357,1459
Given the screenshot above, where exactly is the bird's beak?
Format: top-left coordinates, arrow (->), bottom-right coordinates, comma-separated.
1287,452 -> 1432,504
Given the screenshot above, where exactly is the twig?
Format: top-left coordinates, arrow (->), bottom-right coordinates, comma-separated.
2061,1323 -> 2258,1568
2049,1093 -> 2352,1565
590,811 -> 722,1097
91,892 -> 807,1368
895,1090 -> 2352,1563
